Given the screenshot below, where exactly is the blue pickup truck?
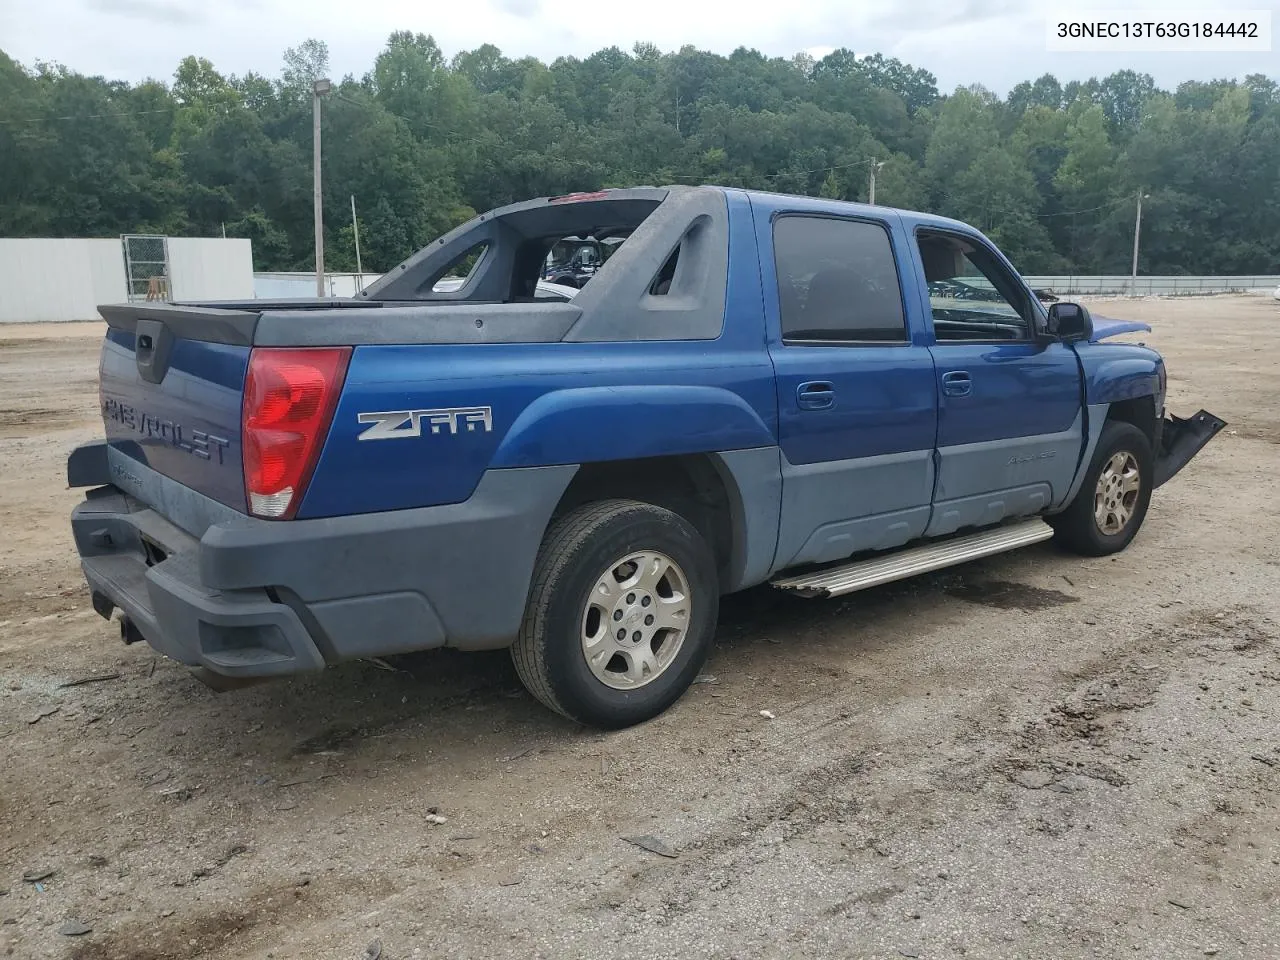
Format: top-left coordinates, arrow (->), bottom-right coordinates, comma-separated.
67,186 -> 1225,728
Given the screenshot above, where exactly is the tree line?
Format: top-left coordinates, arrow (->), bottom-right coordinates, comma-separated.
1,36 -> 1277,276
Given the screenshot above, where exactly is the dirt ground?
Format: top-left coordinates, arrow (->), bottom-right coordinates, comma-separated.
2,295 -> 1278,960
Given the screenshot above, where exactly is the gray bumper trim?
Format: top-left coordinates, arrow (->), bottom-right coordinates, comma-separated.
74,493 -> 325,676
70,463 -> 579,678
197,465 -> 578,647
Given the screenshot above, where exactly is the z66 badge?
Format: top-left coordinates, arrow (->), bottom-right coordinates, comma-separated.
356,406 -> 493,441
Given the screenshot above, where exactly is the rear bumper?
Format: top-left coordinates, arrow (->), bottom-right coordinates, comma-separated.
74,489 -> 326,677
69,444 -> 577,680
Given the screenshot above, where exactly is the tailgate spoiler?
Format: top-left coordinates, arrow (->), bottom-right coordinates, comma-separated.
99,302 -> 263,346
98,299 -> 387,347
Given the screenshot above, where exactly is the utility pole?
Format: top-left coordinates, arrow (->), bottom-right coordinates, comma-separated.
312,78 -> 332,298
868,157 -> 886,205
1130,189 -> 1149,295
350,194 -> 363,292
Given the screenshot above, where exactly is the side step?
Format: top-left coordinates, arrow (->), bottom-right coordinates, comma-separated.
770,519 -> 1055,599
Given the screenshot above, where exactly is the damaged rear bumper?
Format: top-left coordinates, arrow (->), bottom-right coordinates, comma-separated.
1154,409 -> 1228,488
67,443 -> 579,687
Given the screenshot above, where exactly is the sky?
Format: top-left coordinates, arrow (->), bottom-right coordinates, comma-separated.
0,0 -> 1275,94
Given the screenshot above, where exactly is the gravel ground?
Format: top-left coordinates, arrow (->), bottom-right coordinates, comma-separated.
1,295 -> 1278,960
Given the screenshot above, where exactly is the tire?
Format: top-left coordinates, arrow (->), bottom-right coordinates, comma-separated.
1052,420 -> 1154,556
511,499 -> 719,728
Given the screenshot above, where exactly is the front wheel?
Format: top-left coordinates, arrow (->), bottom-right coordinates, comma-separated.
1051,420 -> 1154,556
511,500 -> 719,728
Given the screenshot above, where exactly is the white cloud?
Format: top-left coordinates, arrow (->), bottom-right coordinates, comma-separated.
491,0 -> 543,15
1,0 -> 1275,92
82,0 -> 207,25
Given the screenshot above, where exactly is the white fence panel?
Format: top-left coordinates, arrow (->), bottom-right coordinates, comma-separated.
0,236 -> 257,322
0,238 -> 127,322
168,238 -> 254,301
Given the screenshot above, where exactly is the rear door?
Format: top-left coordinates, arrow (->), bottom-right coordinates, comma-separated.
756,202 -> 939,570
908,227 -> 1083,536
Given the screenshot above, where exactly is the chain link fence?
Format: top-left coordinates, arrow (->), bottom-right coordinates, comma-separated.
121,235 -> 170,301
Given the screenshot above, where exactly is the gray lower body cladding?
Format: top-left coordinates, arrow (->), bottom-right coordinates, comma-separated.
69,444 -> 577,679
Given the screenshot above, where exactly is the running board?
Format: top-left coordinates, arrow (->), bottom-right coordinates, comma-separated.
770,519 -> 1055,599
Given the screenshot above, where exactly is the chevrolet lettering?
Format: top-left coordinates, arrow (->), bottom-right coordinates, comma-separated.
102,398 -> 230,463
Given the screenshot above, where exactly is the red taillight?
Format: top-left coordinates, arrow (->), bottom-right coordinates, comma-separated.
242,347 -> 351,519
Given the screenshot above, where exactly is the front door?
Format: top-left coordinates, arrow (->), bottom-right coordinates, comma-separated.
761,208 -> 939,570
912,229 -> 1083,537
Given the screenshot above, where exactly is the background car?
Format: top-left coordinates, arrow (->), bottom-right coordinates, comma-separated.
432,277 -> 579,298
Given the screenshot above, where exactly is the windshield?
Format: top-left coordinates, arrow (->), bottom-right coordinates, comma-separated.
547,239 -> 602,268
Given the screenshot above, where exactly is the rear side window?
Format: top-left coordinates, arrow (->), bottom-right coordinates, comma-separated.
774,216 -> 907,342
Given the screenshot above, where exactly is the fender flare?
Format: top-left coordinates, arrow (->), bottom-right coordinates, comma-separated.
490,385 -> 776,468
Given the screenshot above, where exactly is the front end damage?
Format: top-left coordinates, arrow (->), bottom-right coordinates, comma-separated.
1154,409 -> 1228,488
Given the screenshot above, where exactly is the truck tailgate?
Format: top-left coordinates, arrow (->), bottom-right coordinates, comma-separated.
97,304 -> 255,512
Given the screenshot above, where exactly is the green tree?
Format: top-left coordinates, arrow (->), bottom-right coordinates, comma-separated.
279,39 -> 330,101
1,42 -> 1277,276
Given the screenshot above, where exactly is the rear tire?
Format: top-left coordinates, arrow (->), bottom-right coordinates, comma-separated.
512,500 -> 719,728
1052,420 -> 1153,556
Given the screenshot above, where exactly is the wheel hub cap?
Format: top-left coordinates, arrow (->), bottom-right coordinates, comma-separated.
581,551 -> 691,690
1094,451 -> 1141,536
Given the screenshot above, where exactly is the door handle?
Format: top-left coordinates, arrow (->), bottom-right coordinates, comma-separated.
797,381 -> 835,410
941,370 -> 972,397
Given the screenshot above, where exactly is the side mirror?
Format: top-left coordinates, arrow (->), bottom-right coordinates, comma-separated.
1045,301 -> 1093,342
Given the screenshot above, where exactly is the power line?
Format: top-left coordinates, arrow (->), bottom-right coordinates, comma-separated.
0,106 -> 177,125
663,156 -> 879,189
1034,195 -> 1134,218
335,92 -> 883,187
0,94 -> 1141,225
933,185 -> 1136,220
763,157 -> 878,181
333,92 -> 609,175
333,92 -> 491,147
0,89 -> 880,195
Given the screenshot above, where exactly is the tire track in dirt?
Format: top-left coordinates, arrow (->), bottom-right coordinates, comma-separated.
69,881 -> 317,960
553,604 -> 1279,934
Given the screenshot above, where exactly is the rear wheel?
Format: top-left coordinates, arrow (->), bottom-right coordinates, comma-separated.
1052,420 -> 1153,556
512,500 -> 718,728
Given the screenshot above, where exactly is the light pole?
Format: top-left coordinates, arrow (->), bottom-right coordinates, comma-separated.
868,158 -> 886,205
312,78 -> 332,297
1130,189 -> 1149,296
